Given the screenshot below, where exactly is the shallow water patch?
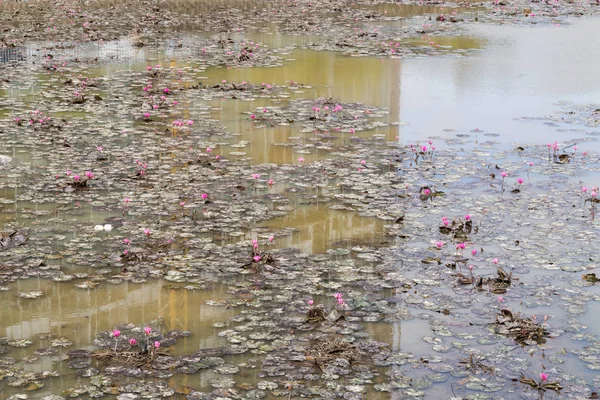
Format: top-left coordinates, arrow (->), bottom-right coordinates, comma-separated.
259,202 -> 387,254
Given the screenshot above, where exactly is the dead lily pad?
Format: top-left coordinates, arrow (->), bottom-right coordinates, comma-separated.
494,309 -> 548,344
475,267 -> 512,293
307,306 -> 326,323
305,337 -> 362,367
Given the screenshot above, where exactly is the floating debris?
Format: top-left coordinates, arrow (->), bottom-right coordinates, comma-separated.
305,337 -> 362,368
91,348 -> 170,370
494,309 -> 549,345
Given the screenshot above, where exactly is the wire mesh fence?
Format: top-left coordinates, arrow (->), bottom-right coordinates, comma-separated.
0,38 -> 191,64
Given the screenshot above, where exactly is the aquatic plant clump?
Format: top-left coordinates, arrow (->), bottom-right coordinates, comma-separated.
494,309 -> 549,345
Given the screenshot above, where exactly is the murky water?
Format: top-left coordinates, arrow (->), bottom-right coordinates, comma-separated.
260,203 -> 387,254
0,279 -> 235,397
2,5 -> 600,399
1,279 -> 232,350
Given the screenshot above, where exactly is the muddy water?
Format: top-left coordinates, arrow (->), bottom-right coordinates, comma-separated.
2,11 -> 600,399
260,203 -> 387,254
0,279 -> 234,397
0,280 -> 232,350
203,40 -> 481,165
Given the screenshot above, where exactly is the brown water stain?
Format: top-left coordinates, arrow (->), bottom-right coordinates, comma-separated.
260,202 -> 386,254
0,279 -> 234,355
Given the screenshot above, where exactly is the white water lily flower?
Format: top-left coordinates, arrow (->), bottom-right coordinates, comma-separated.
103,224 -> 113,232
93,225 -> 104,231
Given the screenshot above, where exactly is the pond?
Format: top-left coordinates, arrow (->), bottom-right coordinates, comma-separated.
1,1 -> 600,399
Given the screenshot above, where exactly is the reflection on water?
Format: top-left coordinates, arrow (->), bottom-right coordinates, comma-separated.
0,279 -> 234,397
400,19 -> 600,148
365,318 -> 432,353
1,34 -> 485,165
204,48 -> 404,108
0,279 -> 233,352
407,35 -> 483,49
261,202 -> 386,254
203,49 -> 404,164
